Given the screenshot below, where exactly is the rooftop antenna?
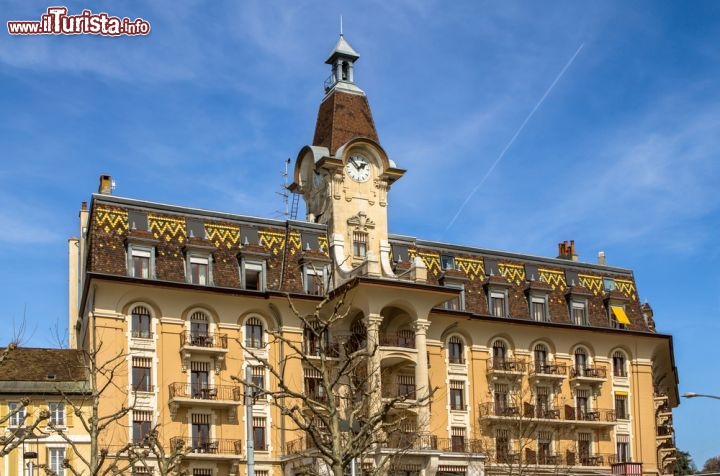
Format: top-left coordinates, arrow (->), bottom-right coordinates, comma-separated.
276,158 -> 300,220
340,15 -> 343,36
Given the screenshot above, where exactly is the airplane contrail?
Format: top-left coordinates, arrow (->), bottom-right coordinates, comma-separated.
445,43 -> 585,231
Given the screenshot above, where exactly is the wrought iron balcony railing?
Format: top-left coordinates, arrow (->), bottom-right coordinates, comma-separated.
169,436 -> 242,456
168,382 -> 242,402
570,365 -> 607,379
180,331 -> 228,349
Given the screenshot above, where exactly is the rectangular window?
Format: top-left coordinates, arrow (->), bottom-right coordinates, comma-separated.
188,255 -> 210,285
615,394 -> 628,420
576,389 -> 590,419
132,357 -> 153,392
397,375 -> 416,400
531,298 -> 547,322
49,402 -> 65,426
494,384 -> 508,415
572,302 -> 588,326
441,255 -> 455,270
443,283 -> 465,311
490,292 -> 506,318
191,413 -> 210,450
130,247 -> 152,279
448,337 -> 464,364
242,261 -> 265,291
49,448 -> 65,476
617,435 -> 630,462
496,429 -> 510,464
451,427 -> 466,452
133,410 -> 153,444
304,266 -> 327,296
253,417 -> 267,451
538,431 -> 553,464
8,401 -> 25,427
578,433 -> 591,463
192,470 -> 212,476
132,308 -> 152,339
190,362 -> 210,397
603,277 -> 615,291
450,381 -> 465,410
251,366 -> 265,398
353,231 -> 367,258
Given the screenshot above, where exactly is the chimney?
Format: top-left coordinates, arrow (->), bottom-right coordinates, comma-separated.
598,251 -> 606,266
98,175 -> 113,194
557,240 -> 579,261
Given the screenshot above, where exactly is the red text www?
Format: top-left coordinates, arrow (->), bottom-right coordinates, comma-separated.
8,7 -> 151,36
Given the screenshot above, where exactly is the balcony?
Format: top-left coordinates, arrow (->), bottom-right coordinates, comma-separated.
525,453 -> 564,466
180,331 -> 228,351
564,407 -> 617,426
570,365 -> 607,383
170,436 -> 242,461
382,383 -> 417,401
379,332 -> 416,349
168,382 -> 242,418
656,424 -> 674,442
529,363 -> 567,383
522,404 -> 562,421
478,402 -> 522,420
382,433 -> 438,452
437,438 -> 483,454
487,358 -> 526,380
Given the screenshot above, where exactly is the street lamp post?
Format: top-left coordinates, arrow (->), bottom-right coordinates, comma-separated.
683,392 -> 720,400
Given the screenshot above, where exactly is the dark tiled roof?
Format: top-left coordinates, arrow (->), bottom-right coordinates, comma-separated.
0,347 -> 86,382
312,89 -> 379,154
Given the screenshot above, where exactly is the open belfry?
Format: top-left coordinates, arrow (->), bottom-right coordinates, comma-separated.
55,34 -> 678,476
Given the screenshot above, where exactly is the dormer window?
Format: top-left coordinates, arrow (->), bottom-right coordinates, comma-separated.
130,246 -> 152,278
187,255 -> 211,285
441,255 -> 456,270
303,265 -> 328,296
489,291 -> 508,318
531,297 -> 548,322
241,260 -> 266,291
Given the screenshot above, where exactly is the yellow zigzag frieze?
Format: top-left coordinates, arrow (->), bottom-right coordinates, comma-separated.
288,232 -> 302,256
499,263 -> 525,285
578,273 -> 603,296
95,207 -> 128,235
205,224 -> 240,249
318,236 -> 330,256
455,257 -> 485,281
615,278 -> 637,300
539,268 -> 567,291
409,250 -> 442,276
259,230 -> 286,256
148,215 -> 186,243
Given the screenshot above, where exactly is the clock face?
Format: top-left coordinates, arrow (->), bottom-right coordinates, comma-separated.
346,154 -> 371,182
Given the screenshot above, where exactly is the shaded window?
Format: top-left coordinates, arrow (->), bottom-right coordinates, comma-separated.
451,427 -> 466,452
613,351 -> 627,377
450,381 -> 465,410
353,231 -> 367,258
191,413 -> 210,449
304,367 -> 326,403
574,349 -> 588,376
534,344 -> 548,373
253,417 -> 267,450
129,246 -> 153,279
133,410 -> 153,444
531,298 -> 547,322
8,401 -> 25,427
49,448 -> 65,476
493,340 -> 507,367
242,261 -> 265,291
616,435 -> 630,462
615,394 -> 629,420
131,306 -> 152,339
49,402 -> 64,426
251,366 -> 265,398
448,336 -> 464,364
190,311 -> 209,338
188,255 -> 210,285
572,301 -> 587,326
490,292 -> 506,317
443,283 -> 465,311
132,357 -> 153,392
496,428 -> 510,463
190,362 -> 210,397
245,317 -> 264,348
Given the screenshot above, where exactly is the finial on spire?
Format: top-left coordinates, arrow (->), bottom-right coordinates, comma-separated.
340,15 -> 343,36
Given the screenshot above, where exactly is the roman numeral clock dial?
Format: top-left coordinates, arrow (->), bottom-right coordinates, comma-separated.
346,154 -> 370,182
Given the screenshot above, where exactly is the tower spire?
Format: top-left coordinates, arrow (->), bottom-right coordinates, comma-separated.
340,15 -> 343,36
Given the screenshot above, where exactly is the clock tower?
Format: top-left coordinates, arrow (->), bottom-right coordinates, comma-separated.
290,33 -> 405,281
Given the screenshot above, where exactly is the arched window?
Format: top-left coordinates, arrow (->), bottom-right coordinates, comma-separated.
131,305 -> 152,339
613,351 -> 627,377
245,317 -> 264,348
448,336 -> 464,364
574,348 -> 588,377
534,344 -> 548,373
304,321 -> 331,357
493,340 -> 507,369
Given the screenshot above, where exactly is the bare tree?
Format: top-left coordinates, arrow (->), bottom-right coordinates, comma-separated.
235,290 -> 433,476
0,344 -> 51,457
37,339 -> 188,475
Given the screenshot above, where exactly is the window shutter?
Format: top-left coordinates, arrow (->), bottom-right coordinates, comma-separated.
66,403 -> 74,427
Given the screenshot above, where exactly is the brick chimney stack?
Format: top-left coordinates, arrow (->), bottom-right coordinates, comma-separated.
557,240 -> 579,261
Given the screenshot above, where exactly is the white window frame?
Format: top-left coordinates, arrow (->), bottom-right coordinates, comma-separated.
128,244 -> 155,279
241,259 -> 266,291
8,401 -> 25,427
186,253 -> 212,286
571,300 -> 588,326
49,402 -> 65,427
530,296 -> 549,322
303,265 -> 328,296
489,290 -> 508,318
609,303 -> 627,329
443,282 -> 465,311
48,447 -> 66,476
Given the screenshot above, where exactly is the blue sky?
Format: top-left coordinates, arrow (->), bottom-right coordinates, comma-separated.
1,0 -> 719,467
